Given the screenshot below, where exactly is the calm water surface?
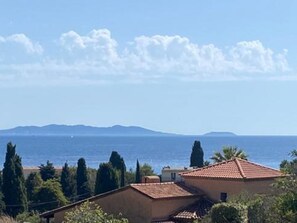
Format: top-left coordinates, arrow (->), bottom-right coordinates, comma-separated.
0,136 -> 296,174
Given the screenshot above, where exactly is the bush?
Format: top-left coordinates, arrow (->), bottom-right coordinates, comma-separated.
16,211 -> 41,223
210,203 -> 247,223
64,201 -> 128,223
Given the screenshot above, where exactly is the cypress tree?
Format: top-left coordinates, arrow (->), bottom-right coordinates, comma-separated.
120,161 -> 126,187
2,142 -> 27,216
190,140 -> 204,167
60,162 -> 76,200
76,158 -> 91,200
95,163 -> 118,195
109,151 -> 126,187
135,160 -> 141,183
0,171 -> 5,213
109,151 -> 123,170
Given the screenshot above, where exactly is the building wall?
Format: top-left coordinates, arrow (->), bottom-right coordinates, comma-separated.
151,197 -> 199,222
162,168 -> 192,182
53,188 -> 153,223
184,177 -> 276,201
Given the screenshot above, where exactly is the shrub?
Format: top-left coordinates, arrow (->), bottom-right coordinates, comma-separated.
210,203 -> 247,223
64,201 -> 128,223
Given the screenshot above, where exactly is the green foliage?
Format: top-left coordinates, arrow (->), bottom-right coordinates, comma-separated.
33,179 -> 67,212
0,171 -> 5,213
109,151 -> 124,170
64,201 -> 128,223
125,168 -> 136,185
190,140 -> 204,167
211,146 -> 248,163
272,150 -> 297,222
16,211 -> 41,223
140,163 -> 155,176
95,163 -> 119,195
3,142 -> 27,217
25,172 -> 43,202
39,160 -> 56,181
60,162 -> 76,200
229,192 -> 265,223
109,151 -> 126,187
76,158 -> 91,200
210,203 -> 247,223
135,160 -> 141,183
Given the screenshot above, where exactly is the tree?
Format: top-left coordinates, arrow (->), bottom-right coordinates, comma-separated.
109,151 -> 126,187
39,160 -> 56,181
109,151 -> 123,170
2,142 -> 27,216
64,201 -> 128,223
135,160 -> 141,183
25,172 -> 43,202
140,163 -> 155,176
211,146 -> 248,163
271,150 -> 297,222
60,162 -> 76,200
95,163 -> 119,195
0,171 -> 5,213
33,179 -> 68,212
190,141 -> 204,167
76,158 -> 91,200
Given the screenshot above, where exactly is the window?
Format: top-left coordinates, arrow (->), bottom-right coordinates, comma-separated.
220,192 -> 227,202
171,172 -> 176,181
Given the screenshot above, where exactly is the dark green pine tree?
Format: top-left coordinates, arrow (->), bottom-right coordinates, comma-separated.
76,158 -> 91,200
39,160 -> 56,181
2,142 -> 27,216
120,161 -> 126,187
190,140 -> 204,167
60,162 -> 76,200
109,151 -> 126,187
95,163 -> 119,195
25,172 -> 43,202
0,171 -> 5,213
135,160 -> 141,183
109,151 -> 123,170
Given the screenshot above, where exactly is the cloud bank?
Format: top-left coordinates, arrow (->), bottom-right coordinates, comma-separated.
0,29 -> 291,85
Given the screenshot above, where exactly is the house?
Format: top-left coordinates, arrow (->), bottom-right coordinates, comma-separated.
161,166 -> 193,182
41,182 -> 208,223
180,158 -> 284,201
40,158 -> 283,223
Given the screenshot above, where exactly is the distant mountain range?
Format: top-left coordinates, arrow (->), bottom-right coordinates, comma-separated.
203,132 -> 237,137
0,124 -> 175,136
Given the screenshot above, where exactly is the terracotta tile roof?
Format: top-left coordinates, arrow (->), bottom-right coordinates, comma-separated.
130,182 -> 201,199
172,198 -> 213,220
181,158 -> 283,180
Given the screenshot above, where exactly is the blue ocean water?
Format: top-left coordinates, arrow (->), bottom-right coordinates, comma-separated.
0,136 -> 296,174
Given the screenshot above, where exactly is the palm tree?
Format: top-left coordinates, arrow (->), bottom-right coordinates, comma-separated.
210,146 -> 248,163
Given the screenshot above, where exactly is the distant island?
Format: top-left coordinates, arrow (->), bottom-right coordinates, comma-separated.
203,132 -> 237,137
0,124 -> 176,136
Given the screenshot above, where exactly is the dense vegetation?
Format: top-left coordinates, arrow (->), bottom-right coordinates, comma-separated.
0,142 -> 156,222
1,140 -> 297,222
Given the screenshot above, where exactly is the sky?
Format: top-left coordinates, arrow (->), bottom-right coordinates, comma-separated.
0,0 -> 297,135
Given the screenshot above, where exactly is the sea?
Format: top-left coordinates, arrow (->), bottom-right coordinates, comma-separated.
0,135 -> 296,174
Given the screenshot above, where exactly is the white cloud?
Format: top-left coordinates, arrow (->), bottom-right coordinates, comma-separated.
0,29 -> 292,86
0,33 -> 43,54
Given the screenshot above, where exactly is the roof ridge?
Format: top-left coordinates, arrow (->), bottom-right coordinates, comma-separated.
131,182 -> 174,186
237,158 -> 281,172
181,159 -> 235,175
234,158 -> 246,179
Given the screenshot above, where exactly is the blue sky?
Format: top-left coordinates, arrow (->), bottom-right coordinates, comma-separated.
0,1 -> 297,135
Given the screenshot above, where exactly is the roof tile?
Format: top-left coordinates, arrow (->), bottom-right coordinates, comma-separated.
181,158 -> 283,180
130,182 -> 201,199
